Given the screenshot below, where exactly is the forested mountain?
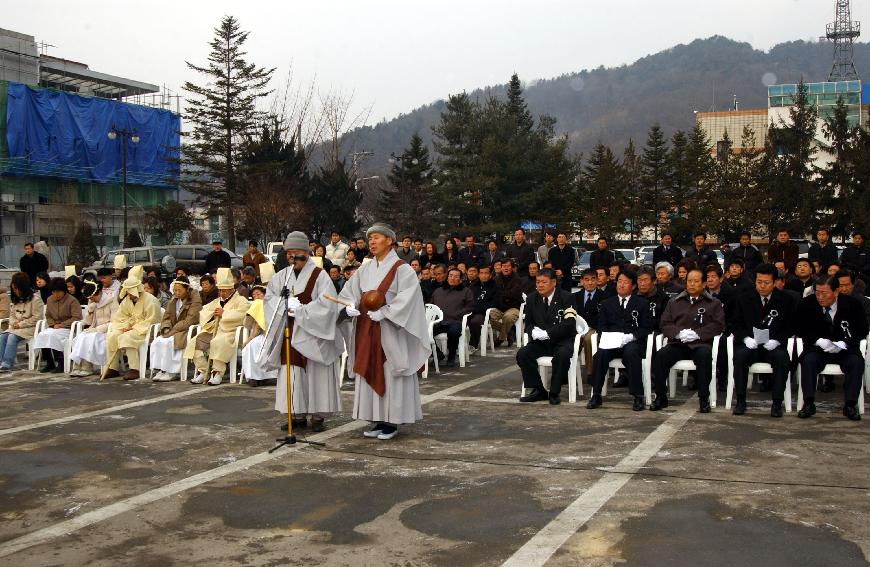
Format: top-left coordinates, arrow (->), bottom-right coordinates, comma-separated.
346,36 -> 870,174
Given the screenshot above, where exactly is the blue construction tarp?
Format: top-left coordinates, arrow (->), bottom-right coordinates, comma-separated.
4,81 -> 180,187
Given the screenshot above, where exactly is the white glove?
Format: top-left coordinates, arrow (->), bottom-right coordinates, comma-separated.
763,339 -> 780,351
345,305 -> 361,318
815,338 -> 833,351
531,327 -> 549,341
743,336 -> 758,349
680,329 -> 699,343
368,308 -> 386,322
620,333 -> 635,346
833,340 -> 848,351
287,296 -> 302,312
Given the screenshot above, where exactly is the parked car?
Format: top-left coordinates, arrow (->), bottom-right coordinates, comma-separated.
88,245 -> 243,277
615,249 -> 639,266
571,250 -> 628,283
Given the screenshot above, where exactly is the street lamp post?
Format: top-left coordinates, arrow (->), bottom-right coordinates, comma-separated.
388,153 -> 418,234
107,127 -> 139,247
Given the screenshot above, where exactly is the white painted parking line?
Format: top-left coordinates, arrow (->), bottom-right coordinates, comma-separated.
0,388 -> 214,437
442,395 -> 519,404
501,397 -> 697,567
0,365 -> 511,559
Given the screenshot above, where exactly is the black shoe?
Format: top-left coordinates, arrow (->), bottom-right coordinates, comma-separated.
311,417 -> 326,432
699,398 -> 711,413
632,396 -> 645,411
843,405 -> 861,421
733,398 -> 747,416
51,365 -> 64,374
771,401 -> 783,418
248,378 -> 277,387
494,338 -> 504,348
798,402 -> 816,419
586,394 -> 602,409
549,395 -> 561,405
519,388 -> 547,403
40,364 -> 55,373
819,378 -> 835,393
649,395 -> 668,411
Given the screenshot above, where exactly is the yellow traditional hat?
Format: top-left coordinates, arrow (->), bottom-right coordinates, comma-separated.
120,265 -> 144,298
64,265 -> 77,278
311,256 -> 323,269
113,254 -> 127,270
215,267 -> 235,290
258,262 -> 275,283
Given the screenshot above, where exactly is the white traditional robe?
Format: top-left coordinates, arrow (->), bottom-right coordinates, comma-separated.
338,250 -> 429,424
257,259 -> 342,415
70,292 -> 117,366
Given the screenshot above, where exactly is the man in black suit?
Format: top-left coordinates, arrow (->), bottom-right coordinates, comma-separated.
636,266 -> 669,331
517,269 -> 579,405
731,263 -> 797,417
587,271 -> 653,411
589,237 -> 615,271
548,231 -> 576,291
652,232 -> 684,268
723,258 -> 754,295
795,277 -> 869,420
573,268 -> 604,374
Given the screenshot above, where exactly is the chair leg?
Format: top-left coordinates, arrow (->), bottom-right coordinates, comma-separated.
784,375 -> 792,413
725,371 -> 735,409
669,369 -> 677,398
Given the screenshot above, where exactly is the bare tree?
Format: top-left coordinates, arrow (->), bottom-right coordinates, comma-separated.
318,89 -> 372,167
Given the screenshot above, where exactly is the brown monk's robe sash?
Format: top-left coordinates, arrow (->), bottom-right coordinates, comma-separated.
353,259 -> 403,397
280,267 -> 322,369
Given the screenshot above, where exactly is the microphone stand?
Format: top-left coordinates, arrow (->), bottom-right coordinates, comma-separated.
270,277 -> 326,452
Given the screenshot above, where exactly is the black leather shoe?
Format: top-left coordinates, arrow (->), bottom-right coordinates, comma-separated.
699,399 -> 712,413
649,395 -> 668,411
797,402 -> 816,419
520,389 -> 547,402
770,402 -> 783,418
632,396 -> 645,411
586,394 -> 602,409
733,398 -> 747,416
819,378 -> 835,393
843,405 -> 861,421
40,364 -> 55,373
549,395 -> 561,405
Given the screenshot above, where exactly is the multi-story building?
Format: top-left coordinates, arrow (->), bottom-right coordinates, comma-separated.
0,28 -> 180,268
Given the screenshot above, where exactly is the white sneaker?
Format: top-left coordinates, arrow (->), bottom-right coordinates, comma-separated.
377,428 -> 399,440
207,372 -> 223,386
190,371 -> 206,384
363,424 -> 384,438
152,371 -> 166,381
468,346 -> 478,355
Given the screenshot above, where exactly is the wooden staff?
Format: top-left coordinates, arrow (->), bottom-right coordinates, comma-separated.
322,294 -> 352,307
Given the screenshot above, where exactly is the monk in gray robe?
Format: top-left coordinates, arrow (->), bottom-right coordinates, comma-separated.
259,231 -> 342,432
338,223 -> 429,440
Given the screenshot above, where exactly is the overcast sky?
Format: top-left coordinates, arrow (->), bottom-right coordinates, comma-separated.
6,0 -> 861,123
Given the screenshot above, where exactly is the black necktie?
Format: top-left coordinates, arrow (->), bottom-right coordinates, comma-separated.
690,297 -> 696,305
586,292 -> 591,306
762,296 -> 768,308
620,298 -> 626,309
824,307 -> 832,324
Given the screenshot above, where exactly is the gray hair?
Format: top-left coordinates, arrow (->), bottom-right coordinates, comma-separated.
654,262 -> 674,276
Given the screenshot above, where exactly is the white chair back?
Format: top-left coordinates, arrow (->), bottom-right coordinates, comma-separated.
425,303 -> 444,324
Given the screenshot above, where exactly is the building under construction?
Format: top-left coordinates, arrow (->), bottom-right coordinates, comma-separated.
0,27 -> 180,268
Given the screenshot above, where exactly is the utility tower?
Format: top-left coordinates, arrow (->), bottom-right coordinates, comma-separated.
826,0 -> 861,81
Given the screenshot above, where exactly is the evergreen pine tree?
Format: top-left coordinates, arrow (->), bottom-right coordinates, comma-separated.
583,143 -> 626,237
381,133 -> 434,237
68,222 -> 99,271
308,161 -> 361,241
640,124 -> 670,239
126,228 -> 144,248
182,15 -> 275,250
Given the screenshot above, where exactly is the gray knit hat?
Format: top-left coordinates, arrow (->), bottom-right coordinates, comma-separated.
283,231 -> 309,251
365,222 -> 396,242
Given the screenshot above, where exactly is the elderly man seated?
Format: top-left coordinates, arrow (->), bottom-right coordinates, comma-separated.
188,267 -> 249,385
33,277 -> 82,373
103,266 -> 162,381
150,276 -> 202,382
70,281 -> 118,377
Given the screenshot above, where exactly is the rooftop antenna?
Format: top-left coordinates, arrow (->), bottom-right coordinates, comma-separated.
825,0 -> 861,81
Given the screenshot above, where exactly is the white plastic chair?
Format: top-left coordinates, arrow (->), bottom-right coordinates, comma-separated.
520,316 -> 589,403
795,337 -> 867,415
514,293 -> 528,346
725,335 -> 794,413
478,307 -> 497,356
591,332 -> 655,405
179,324 -> 200,382
29,305 -> 48,370
227,325 -> 244,384
435,312 -> 471,368
422,304 -> 444,379
656,334 -> 722,408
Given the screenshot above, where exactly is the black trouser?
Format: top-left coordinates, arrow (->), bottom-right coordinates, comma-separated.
800,347 -> 864,404
653,343 -> 713,399
590,341 -> 645,397
41,348 -> 62,368
433,321 -> 462,361
517,340 -> 574,397
732,345 -> 790,401
467,313 -> 486,346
